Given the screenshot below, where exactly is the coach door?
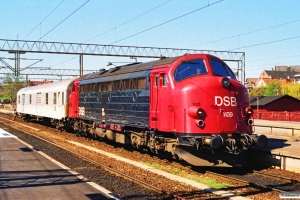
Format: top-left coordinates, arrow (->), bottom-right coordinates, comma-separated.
21,94 -> 25,111
58,92 -> 62,116
55,92 -> 62,116
36,92 -> 42,113
150,73 -> 159,128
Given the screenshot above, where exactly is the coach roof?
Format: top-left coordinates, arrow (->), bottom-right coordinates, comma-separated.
17,78 -> 76,94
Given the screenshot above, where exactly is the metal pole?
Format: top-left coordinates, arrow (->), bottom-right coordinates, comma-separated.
17,52 -> 20,76
257,96 -> 259,118
79,54 -> 83,77
14,52 -> 17,76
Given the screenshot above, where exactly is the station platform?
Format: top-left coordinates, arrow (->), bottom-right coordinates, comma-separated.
254,119 -> 300,137
250,120 -> 300,172
0,129 -> 120,200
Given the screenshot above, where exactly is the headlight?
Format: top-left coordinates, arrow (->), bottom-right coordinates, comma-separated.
197,109 -> 205,117
221,77 -> 230,87
187,106 -> 205,118
245,107 -> 253,117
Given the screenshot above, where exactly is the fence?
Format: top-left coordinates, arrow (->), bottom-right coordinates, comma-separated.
254,111 -> 300,122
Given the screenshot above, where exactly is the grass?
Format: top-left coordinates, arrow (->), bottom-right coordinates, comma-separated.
141,162 -> 229,189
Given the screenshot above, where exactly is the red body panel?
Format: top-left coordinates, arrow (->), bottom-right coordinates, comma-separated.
149,54 -> 252,135
68,80 -> 80,118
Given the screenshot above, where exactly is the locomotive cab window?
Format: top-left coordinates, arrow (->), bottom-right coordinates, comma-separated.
210,59 -> 236,80
174,59 -> 207,82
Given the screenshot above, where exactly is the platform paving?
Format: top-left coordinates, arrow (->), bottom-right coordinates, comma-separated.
0,129 -> 120,200
251,120 -> 300,172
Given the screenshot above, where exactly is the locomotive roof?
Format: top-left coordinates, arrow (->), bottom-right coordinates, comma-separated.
80,56 -> 180,80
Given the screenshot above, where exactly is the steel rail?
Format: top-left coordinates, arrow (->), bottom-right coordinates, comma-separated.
206,171 -> 286,193
0,117 -> 189,200
253,170 -> 300,184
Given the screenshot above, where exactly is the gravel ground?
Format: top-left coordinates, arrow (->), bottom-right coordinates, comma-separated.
1,112 -> 295,199
0,119 -> 224,199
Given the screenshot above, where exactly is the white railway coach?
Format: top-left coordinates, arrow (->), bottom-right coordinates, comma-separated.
16,78 -> 76,120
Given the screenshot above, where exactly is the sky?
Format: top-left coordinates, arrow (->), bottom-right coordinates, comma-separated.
1,0 -> 300,81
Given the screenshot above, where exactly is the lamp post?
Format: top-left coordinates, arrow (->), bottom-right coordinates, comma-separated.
130,57 -> 137,63
10,84 -> 15,104
256,96 -> 259,118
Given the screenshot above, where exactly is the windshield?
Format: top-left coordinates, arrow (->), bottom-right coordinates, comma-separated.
210,59 -> 236,80
174,59 -> 207,81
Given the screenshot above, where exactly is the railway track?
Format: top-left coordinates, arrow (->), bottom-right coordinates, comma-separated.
11,124 -> 185,199
252,170 -> 300,191
0,112 -> 297,199
0,115 -> 225,199
253,170 -> 300,184
202,166 -> 300,195
205,171 -> 287,193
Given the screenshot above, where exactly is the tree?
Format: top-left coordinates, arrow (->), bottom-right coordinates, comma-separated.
1,74 -> 25,103
249,86 -> 266,97
264,82 -> 280,96
281,83 -> 300,99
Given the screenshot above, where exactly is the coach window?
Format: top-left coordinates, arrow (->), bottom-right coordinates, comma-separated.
18,95 -> 20,104
29,94 -> 32,104
62,92 -> 64,105
45,93 -> 48,104
53,93 -> 57,105
174,59 -> 207,81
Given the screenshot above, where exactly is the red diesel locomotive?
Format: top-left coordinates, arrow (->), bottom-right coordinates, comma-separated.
18,54 -> 267,166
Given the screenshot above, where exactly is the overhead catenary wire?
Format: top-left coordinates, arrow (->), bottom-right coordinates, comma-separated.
24,0 -> 65,40
45,0 -> 173,68
39,0 -> 90,40
189,19 -> 300,48
86,0 -> 172,43
2,0 -> 65,67
6,0 -> 90,73
110,0 -> 224,45
48,0 -> 224,68
249,54 -> 300,62
228,35 -> 300,51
